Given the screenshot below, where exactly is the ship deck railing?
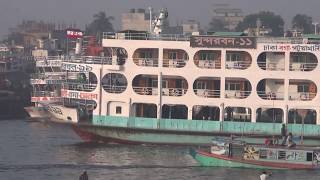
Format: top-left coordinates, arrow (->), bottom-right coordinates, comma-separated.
225,61 -> 251,70
132,86 -> 188,96
288,92 -> 317,101
103,32 -> 320,44
194,89 -> 220,98
62,56 -> 113,65
162,59 -> 187,68
257,62 -> 285,71
102,85 -> 127,93
31,73 -> 66,80
32,91 -> 60,97
225,90 -> 251,99
103,32 -> 190,41
196,60 -> 222,69
289,62 -> 318,71
133,58 -> 159,67
257,91 -> 285,100
62,82 -> 97,92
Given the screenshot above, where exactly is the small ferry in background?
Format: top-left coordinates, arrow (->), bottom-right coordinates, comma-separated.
25,48 -> 64,120
28,9 -> 320,146
190,138 -> 320,169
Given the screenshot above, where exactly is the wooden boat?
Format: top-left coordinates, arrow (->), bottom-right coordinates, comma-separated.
190,138 -> 320,169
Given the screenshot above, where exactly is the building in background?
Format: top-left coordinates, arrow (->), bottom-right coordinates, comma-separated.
182,20 -> 200,35
212,4 -> 244,31
121,8 -> 152,32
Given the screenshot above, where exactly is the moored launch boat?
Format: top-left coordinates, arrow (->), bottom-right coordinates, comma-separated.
190,138 -> 320,169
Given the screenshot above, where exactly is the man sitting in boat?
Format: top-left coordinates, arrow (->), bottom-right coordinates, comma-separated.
286,132 -> 296,148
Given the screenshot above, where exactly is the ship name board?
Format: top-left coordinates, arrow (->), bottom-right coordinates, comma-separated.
61,89 -> 98,100
61,63 -> 93,72
263,44 -> 320,52
190,36 -> 256,48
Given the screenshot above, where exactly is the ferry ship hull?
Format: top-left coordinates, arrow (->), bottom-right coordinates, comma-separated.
24,106 -> 50,120
68,115 -> 320,146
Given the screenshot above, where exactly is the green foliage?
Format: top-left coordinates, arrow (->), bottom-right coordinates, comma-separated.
236,11 -> 284,37
85,11 -> 114,37
208,18 -> 228,32
292,14 -> 313,34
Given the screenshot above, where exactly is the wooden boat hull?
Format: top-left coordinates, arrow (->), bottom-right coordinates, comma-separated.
190,149 -> 316,169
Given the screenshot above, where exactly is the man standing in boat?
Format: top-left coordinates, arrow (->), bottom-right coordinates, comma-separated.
281,124 -> 287,145
260,171 -> 272,180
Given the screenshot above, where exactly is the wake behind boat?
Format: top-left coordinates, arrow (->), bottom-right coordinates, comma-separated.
190,138 -> 320,169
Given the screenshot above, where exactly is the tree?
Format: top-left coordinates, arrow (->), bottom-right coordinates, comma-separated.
292,14 -> 313,34
236,11 -> 284,37
208,18 -> 228,32
86,11 -> 114,37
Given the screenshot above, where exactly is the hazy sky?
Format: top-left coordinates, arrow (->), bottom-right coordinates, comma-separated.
1,0 -> 320,39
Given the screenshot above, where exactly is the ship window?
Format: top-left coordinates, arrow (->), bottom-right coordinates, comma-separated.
140,51 -> 152,58
225,82 -> 240,91
116,106 -> 122,114
168,52 -> 177,60
226,53 -> 241,62
306,152 -> 313,161
196,81 -> 206,89
292,55 -> 306,63
152,80 -> 168,88
297,84 -> 309,93
200,52 -> 214,60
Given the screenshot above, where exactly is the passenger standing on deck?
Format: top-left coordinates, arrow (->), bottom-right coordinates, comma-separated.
79,171 -> 88,180
281,124 -> 287,145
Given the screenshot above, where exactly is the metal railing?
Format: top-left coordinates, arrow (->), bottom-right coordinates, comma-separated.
62,82 -> 97,92
62,56 -> 114,65
225,90 -> 251,99
257,62 -> 285,71
162,59 -> 187,68
257,37 -> 304,44
257,91 -> 284,100
32,91 -> 59,97
103,32 -> 190,41
197,60 -> 221,69
133,58 -> 159,67
194,89 -> 220,98
289,92 -> 317,101
132,87 -> 188,96
225,61 -> 251,70
31,73 -> 66,80
102,85 -> 127,93
289,63 -> 317,71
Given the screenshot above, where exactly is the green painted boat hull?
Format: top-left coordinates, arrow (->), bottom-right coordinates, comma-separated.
190,149 -> 283,169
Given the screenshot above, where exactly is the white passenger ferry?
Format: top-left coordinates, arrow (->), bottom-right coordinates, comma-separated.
25,49 -> 64,120
45,10 -> 320,145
